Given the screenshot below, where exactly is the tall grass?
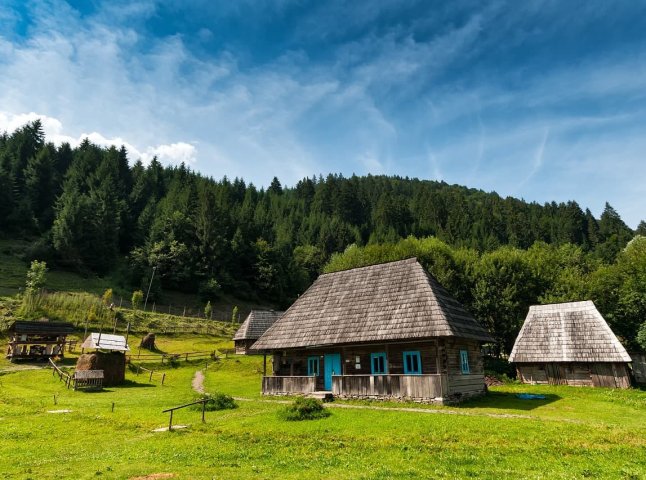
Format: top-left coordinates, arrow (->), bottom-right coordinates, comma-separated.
15,290 -> 238,336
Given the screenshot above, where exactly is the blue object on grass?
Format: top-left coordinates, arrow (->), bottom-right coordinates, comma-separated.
516,393 -> 546,400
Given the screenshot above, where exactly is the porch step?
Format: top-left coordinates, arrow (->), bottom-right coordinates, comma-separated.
308,391 -> 335,402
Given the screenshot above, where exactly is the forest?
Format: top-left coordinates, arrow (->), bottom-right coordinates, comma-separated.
1,120 -> 645,353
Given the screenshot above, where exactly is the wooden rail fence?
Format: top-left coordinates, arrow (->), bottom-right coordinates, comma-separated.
127,350 -> 221,364
131,363 -> 167,385
162,399 -> 209,430
49,358 -> 73,389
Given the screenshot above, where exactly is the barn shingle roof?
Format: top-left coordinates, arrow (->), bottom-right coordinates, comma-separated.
81,333 -> 130,352
252,258 -> 492,350
8,321 -> 74,335
233,310 -> 284,341
508,301 -> 631,363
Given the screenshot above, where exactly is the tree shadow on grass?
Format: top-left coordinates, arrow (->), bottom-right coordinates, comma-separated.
118,379 -> 156,389
456,390 -> 561,411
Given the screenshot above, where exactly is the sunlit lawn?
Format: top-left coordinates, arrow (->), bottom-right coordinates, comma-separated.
1,342 -> 644,480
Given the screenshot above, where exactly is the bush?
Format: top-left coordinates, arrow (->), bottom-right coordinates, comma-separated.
193,392 -> 237,411
278,397 -> 331,421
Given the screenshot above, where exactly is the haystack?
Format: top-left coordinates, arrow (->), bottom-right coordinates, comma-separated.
75,352 -> 126,386
140,333 -> 156,350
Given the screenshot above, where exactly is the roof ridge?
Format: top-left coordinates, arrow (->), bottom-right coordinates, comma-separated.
320,257 -> 418,276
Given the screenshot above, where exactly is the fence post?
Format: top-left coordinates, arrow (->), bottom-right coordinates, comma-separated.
169,410 -> 173,431
202,400 -> 206,423
186,353 -> 189,361
162,373 -> 166,385
149,370 -> 153,382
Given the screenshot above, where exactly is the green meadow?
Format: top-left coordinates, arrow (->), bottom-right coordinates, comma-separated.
0,336 -> 644,480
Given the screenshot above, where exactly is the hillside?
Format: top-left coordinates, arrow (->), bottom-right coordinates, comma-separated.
1,121 -> 642,309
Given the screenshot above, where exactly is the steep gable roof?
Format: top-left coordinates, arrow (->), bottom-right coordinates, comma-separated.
233,310 -> 284,341
252,258 -> 492,350
509,301 -> 631,363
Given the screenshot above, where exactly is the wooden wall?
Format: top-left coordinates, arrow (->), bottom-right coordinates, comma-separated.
234,339 -> 256,355
268,337 -> 488,402
516,362 -> 631,388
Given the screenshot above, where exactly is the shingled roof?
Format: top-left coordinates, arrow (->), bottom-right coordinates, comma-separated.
252,258 -> 492,350
509,301 -> 631,363
81,333 -> 130,352
233,310 -> 284,341
8,321 -> 74,335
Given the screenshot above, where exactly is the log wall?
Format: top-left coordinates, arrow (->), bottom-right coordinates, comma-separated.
516,362 -> 631,388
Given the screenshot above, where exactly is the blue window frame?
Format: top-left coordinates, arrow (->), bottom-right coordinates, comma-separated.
460,350 -> 470,374
371,352 -> 388,374
307,356 -> 320,376
403,351 -> 422,375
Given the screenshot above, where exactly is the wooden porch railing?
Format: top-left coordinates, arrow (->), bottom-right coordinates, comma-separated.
332,374 -> 448,399
262,376 -> 317,395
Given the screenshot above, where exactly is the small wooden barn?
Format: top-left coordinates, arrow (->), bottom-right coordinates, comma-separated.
509,301 -> 632,388
233,310 -> 284,354
251,258 -> 493,404
6,321 -> 74,361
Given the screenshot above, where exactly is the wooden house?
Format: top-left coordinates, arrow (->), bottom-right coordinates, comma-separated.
233,310 -> 284,354
251,258 -> 493,404
509,301 -> 632,388
6,321 -> 74,361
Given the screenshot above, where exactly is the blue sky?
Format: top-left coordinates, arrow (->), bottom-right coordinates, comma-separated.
1,1 -> 645,227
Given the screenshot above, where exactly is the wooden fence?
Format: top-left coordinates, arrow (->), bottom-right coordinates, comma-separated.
131,363 -> 167,385
127,349 -> 233,364
162,399 -> 209,430
49,358 -> 73,389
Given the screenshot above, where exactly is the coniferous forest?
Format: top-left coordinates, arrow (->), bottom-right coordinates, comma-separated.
1,120 -> 645,353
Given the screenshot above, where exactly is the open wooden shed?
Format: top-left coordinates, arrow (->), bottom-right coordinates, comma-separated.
509,301 -> 632,388
233,310 -> 284,354
252,258 -> 493,404
6,321 -> 74,361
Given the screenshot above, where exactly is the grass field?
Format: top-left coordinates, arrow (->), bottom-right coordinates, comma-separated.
0,336 -> 645,480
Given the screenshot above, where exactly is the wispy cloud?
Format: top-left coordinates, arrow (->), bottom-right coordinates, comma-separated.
0,0 -> 644,226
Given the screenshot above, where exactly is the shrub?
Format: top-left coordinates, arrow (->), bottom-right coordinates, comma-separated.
193,392 -> 237,411
278,397 -> 331,421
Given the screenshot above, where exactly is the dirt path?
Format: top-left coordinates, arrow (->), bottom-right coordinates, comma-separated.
191,370 -> 205,394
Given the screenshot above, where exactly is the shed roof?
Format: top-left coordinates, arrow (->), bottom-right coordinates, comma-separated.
509,301 -> 631,363
81,333 -> 130,352
252,258 -> 492,350
233,310 -> 284,341
8,320 -> 74,335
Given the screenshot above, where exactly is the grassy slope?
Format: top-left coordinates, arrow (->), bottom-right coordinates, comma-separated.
0,238 -> 275,320
0,343 -> 644,480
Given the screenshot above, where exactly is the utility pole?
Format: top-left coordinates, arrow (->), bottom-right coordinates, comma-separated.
143,266 -> 157,312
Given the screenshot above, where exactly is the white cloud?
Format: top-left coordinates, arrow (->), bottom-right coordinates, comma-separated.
0,110 -> 196,166
142,142 -> 197,165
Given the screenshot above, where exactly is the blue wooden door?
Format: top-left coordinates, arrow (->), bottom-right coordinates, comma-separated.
324,353 -> 341,391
